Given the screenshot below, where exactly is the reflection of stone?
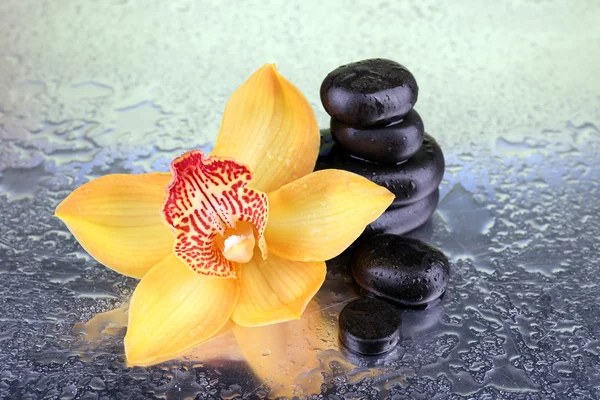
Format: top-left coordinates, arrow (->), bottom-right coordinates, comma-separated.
337,302 -> 444,370
436,184 -> 496,272
399,301 -> 445,339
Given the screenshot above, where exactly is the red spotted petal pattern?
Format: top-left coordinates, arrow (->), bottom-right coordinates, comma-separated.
162,150 -> 268,278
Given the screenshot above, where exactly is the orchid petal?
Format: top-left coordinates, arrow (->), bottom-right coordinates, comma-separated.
162,150 -> 268,278
265,169 -> 395,262
231,252 -> 325,327
54,173 -> 173,278
124,253 -> 239,367
211,64 -> 320,193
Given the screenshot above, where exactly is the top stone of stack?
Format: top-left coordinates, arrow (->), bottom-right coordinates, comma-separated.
320,58 -> 419,128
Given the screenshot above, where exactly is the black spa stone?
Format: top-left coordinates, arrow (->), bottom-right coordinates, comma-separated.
352,235 -> 450,307
330,108 -> 424,165
320,58 -> 419,128
315,133 -> 444,206
338,297 -> 401,355
364,188 -> 439,236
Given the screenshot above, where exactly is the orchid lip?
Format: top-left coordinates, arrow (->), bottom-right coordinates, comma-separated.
162,150 -> 269,278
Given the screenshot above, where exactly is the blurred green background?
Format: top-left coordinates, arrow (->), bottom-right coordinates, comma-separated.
2,0 -> 598,155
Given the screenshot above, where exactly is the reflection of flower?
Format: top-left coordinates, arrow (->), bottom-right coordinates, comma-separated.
232,301 -> 328,397
75,299 -> 333,397
55,65 -> 394,366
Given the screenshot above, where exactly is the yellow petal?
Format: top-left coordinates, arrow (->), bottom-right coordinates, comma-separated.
211,64 -> 320,193
231,251 -> 325,327
265,169 -> 395,262
74,305 -> 245,365
55,173 -> 173,278
124,253 -> 239,366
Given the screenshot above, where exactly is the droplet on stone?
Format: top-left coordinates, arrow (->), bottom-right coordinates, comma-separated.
351,235 -> 450,307
330,109 -> 424,165
320,58 -> 419,128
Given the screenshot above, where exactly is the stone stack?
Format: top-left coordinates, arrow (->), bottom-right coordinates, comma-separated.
317,58 -> 445,236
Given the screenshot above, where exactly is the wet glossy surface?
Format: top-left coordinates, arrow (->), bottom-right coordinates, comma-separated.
1,1 -> 600,399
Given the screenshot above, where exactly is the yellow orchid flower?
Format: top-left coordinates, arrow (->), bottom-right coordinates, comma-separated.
54,64 -> 394,366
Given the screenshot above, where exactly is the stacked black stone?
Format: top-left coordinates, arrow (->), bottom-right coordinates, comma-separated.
317,58 -> 445,235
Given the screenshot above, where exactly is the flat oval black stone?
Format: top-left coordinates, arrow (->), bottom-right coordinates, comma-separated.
338,297 -> 401,355
364,188 -> 439,236
352,235 -> 450,307
320,58 -> 419,128
330,109 -> 424,165
316,133 -> 444,206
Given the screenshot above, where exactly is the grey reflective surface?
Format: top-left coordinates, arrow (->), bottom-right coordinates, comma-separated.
1,1 -> 600,399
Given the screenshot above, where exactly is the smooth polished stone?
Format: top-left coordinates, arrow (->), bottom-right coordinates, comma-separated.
351,235 -> 450,307
330,108 -> 424,165
338,297 -> 401,355
315,133 -> 444,206
364,188 -> 439,236
320,58 -> 418,128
